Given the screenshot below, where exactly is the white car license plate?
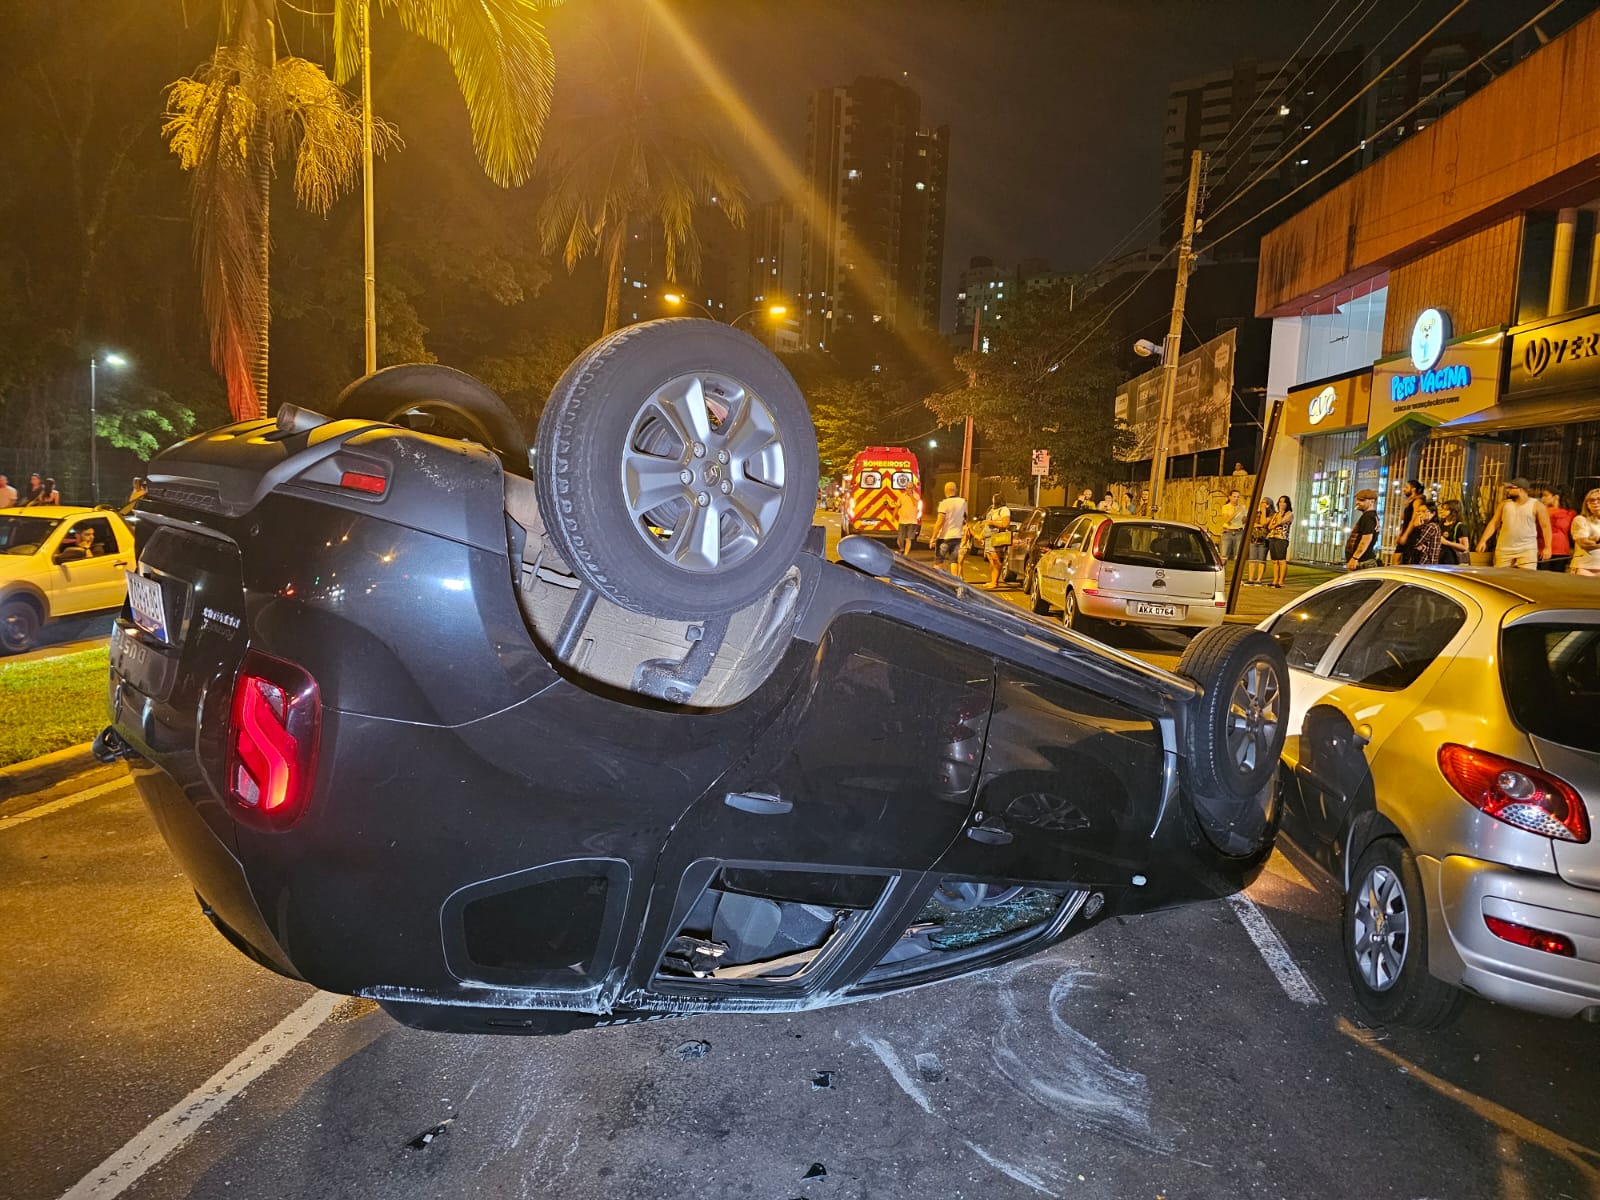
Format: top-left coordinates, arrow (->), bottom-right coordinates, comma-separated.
126,572 -> 170,642
1129,601 -> 1183,619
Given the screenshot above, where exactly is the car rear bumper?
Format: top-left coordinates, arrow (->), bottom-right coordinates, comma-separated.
1424,853 -> 1600,1019
1078,590 -> 1226,628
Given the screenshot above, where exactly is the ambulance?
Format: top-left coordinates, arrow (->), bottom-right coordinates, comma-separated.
841,446 -> 922,540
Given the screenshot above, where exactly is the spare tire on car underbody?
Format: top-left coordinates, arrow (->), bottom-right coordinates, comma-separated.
1175,624 -> 1288,858
535,319 -> 820,621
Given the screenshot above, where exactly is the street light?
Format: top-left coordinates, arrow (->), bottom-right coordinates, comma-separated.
88,352 -> 129,504
663,292 -> 788,330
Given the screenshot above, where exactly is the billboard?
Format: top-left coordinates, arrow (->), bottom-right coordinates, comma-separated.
1114,327 -> 1235,462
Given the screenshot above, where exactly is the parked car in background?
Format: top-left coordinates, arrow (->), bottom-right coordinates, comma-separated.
1263,567 -> 1600,1027
1005,505 -> 1095,583
0,505 -> 135,652
1029,514 -> 1226,636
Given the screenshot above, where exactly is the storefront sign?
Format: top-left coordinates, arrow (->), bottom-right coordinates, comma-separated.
1410,308 -> 1450,372
1283,370 -> 1371,438
1369,324 -> 1503,429
1507,305 -> 1600,397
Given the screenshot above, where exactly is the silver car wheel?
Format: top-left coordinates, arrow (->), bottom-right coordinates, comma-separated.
1352,863 -> 1409,992
621,371 -> 787,573
1225,656 -> 1282,775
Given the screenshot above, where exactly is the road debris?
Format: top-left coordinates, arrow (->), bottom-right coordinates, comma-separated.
674,1040 -> 711,1060
405,1118 -> 453,1151
810,1071 -> 834,1089
803,1162 -> 827,1179
915,1053 -> 944,1083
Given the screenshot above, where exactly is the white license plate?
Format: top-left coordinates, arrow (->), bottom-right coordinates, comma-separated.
126,572 -> 170,642
1129,601 -> 1183,619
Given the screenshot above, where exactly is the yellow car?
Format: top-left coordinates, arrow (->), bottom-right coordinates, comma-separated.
1263,567 -> 1600,1026
0,506 -> 135,653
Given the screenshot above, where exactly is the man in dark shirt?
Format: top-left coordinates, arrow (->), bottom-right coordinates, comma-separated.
1394,479 -> 1422,564
1345,490 -> 1380,571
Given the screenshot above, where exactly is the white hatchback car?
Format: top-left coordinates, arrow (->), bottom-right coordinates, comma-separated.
1028,514 -> 1226,635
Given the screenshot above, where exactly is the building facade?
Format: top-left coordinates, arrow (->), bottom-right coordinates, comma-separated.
798,76 -> 949,349
1256,8 -> 1600,565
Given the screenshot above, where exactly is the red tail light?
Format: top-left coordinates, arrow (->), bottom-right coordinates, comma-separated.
1437,744 -> 1588,843
226,651 -> 320,829
1484,915 -> 1576,957
1089,519 -> 1111,560
339,470 -> 387,495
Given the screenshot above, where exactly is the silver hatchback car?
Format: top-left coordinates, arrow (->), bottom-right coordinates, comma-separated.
1029,514 -> 1227,635
1263,567 -> 1600,1026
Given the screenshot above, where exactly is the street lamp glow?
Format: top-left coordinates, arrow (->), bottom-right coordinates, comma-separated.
767,304 -> 787,318
927,439 -> 938,448
88,351 -> 130,505
103,352 -> 129,369
662,292 -> 683,305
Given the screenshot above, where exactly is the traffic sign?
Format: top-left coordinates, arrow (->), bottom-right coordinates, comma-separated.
1030,449 -> 1050,476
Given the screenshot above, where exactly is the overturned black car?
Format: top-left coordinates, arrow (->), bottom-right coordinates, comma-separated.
104,319 -> 1287,1035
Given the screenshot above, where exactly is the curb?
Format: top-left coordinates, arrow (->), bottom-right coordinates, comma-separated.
0,741 -> 98,802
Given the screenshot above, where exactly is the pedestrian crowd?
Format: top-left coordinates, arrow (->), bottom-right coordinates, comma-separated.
1336,476 -> 1599,576
0,472 -> 61,509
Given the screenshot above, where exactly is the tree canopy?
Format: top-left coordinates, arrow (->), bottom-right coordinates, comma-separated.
925,282 -> 1129,490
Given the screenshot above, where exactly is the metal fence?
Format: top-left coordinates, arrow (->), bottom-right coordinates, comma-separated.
0,445 -> 144,508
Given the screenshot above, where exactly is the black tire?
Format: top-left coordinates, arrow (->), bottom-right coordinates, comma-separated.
331,364 -> 531,480
1343,839 -> 1465,1029
1175,624 -> 1288,856
0,597 -> 41,654
1026,570 -> 1051,615
535,319 -> 819,620
1062,589 -> 1098,636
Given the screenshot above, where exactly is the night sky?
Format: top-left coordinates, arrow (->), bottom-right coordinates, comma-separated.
546,1 -> 1338,295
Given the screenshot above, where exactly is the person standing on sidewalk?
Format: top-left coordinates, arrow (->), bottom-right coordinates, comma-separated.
1394,479 -> 1423,565
928,482 -> 967,576
1541,485 -> 1575,572
1571,488 -> 1600,576
1266,496 -> 1293,588
979,495 -> 1011,589
895,487 -> 921,555
1410,496 -> 1443,565
1245,499 -> 1272,585
1477,478 -> 1551,569
0,474 -> 15,509
1344,490 -> 1381,572
1219,489 -> 1246,572
1437,498 -> 1469,565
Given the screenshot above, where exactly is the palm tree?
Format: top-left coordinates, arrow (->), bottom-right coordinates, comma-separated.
164,0 -> 557,419
536,22 -> 747,335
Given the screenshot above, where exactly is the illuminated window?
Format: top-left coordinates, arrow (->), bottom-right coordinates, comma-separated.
915,181 -> 926,190
847,168 -> 861,179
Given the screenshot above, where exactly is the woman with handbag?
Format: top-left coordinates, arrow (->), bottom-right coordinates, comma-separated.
980,495 -> 1012,590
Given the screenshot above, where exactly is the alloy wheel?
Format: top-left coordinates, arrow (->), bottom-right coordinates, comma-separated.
621,371 -> 787,573
1352,863 -> 1409,991
1225,656 -> 1282,776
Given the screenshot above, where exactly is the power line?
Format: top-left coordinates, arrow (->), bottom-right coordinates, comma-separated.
1205,0 -> 1474,228
1204,0 -> 1563,260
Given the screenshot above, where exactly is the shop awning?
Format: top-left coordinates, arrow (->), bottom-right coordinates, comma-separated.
1437,395 -> 1591,435
1351,412 -> 1441,457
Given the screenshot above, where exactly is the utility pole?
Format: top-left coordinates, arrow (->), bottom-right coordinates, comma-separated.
360,0 -> 377,375
960,302 -> 981,504
1149,149 -> 1204,515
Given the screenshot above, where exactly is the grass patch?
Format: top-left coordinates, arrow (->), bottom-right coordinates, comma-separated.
0,647 -> 110,767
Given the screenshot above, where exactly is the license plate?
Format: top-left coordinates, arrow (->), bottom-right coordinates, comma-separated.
126,572 -> 170,642
1129,601 -> 1182,619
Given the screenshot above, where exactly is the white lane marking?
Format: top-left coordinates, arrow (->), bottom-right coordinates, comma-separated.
59,991 -> 341,1200
857,1034 -> 934,1114
1226,893 -> 1324,1006
0,778 -> 131,829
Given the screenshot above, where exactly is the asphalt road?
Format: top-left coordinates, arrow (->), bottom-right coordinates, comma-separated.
4,542 -> 1598,1200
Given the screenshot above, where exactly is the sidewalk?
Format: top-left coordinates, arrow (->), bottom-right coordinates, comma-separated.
1225,562 -> 1340,624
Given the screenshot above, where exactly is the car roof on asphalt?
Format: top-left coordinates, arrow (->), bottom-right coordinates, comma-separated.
1357,565 -> 1600,609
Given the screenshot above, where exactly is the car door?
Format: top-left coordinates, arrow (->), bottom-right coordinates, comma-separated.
1008,509 -> 1043,577
53,516 -> 130,613
646,612 -> 995,984
1289,584 -> 1475,877
931,660 -> 1166,888
1039,516 -> 1095,606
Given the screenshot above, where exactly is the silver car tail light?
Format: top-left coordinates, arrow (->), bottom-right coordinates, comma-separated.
1438,743 -> 1589,843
